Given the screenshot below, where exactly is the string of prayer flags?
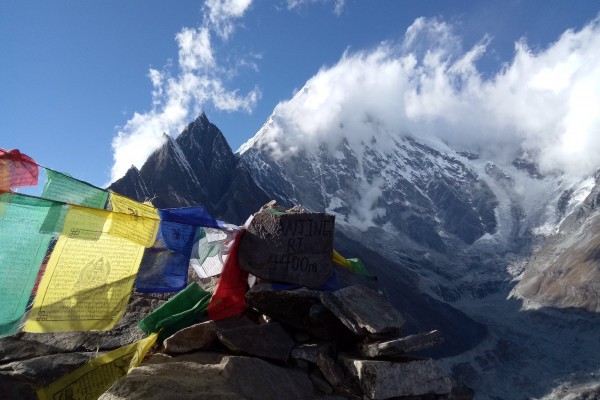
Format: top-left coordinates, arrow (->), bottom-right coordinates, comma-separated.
24,204 -> 153,332
138,282 -> 212,341
0,193 -> 64,336
0,148 -> 39,192
42,168 -> 109,209
36,332 -> 158,400
207,230 -> 249,321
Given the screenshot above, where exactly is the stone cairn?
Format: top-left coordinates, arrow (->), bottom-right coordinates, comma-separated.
0,205 -> 474,399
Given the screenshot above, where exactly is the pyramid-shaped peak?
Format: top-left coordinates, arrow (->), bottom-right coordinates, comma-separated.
197,112 -> 209,126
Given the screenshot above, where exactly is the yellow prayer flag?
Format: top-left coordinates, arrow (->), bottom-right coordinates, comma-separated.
24,205 -> 147,332
108,192 -> 159,248
36,333 -> 157,400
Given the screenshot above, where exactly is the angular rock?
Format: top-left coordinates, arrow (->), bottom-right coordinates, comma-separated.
316,353 -> 345,386
0,337 -> 61,362
0,352 -> 92,385
291,342 -> 332,364
360,330 -> 443,358
246,283 -> 346,340
238,211 -> 335,289
163,320 -> 218,354
216,322 -> 294,362
100,354 -> 316,400
321,285 -> 405,336
339,356 -> 452,399
310,369 -> 333,394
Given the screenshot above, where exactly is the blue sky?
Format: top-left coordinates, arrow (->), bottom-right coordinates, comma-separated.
1,1 -> 599,186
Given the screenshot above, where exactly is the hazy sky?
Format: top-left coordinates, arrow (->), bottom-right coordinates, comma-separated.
1,1 -> 598,185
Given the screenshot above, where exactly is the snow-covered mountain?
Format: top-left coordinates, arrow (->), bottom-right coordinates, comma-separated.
238,114 -> 600,399
111,113 -> 600,399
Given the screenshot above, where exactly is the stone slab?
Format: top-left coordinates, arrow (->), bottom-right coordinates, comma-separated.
339,356 -> 452,399
216,322 -> 294,362
359,330 -> 443,358
163,320 -> 218,354
321,285 -> 405,336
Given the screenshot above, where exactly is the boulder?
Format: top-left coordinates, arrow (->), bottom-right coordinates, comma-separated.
163,320 -> 218,354
100,354 -> 317,400
339,356 -> 452,399
238,211 -> 335,288
320,285 -> 405,336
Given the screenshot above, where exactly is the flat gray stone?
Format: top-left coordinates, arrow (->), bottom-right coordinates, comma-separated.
238,211 -> 335,289
100,355 -> 316,400
163,320 -> 218,354
339,356 -> 452,399
359,330 -> 443,358
216,322 -> 294,362
0,337 -> 61,363
291,342 -> 332,364
0,352 -> 92,384
321,285 -> 405,336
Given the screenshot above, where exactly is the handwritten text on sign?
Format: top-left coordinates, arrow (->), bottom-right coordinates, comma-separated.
238,212 -> 334,289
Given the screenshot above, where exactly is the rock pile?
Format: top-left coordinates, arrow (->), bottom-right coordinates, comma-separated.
0,207 -> 474,399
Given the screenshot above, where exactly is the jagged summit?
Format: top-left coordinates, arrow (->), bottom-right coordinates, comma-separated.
109,113 -> 269,224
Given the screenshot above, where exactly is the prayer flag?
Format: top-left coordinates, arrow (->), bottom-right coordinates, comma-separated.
42,169 -> 109,208
37,333 -> 157,400
207,230 -> 248,321
0,193 -> 63,336
0,148 -> 38,192
24,205 -> 151,332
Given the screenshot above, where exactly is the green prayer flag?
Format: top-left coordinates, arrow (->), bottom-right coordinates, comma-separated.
138,282 -> 212,341
42,169 -> 109,209
0,193 -> 63,336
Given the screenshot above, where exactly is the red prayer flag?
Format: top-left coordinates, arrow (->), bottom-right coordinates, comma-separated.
0,148 -> 39,192
207,230 -> 249,321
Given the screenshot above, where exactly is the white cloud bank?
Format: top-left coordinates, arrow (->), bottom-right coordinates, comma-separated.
250,16 -> 600,179
110,0 -> 258,182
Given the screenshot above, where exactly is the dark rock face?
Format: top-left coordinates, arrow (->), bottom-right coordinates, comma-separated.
110,113 -> 270,225
511,175 -> 600,312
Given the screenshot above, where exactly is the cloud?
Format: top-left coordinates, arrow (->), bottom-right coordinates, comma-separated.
287,0 -> 345,16
248,16 -> 600,178
204,0 -> 253,39
110,1 -> 258,182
